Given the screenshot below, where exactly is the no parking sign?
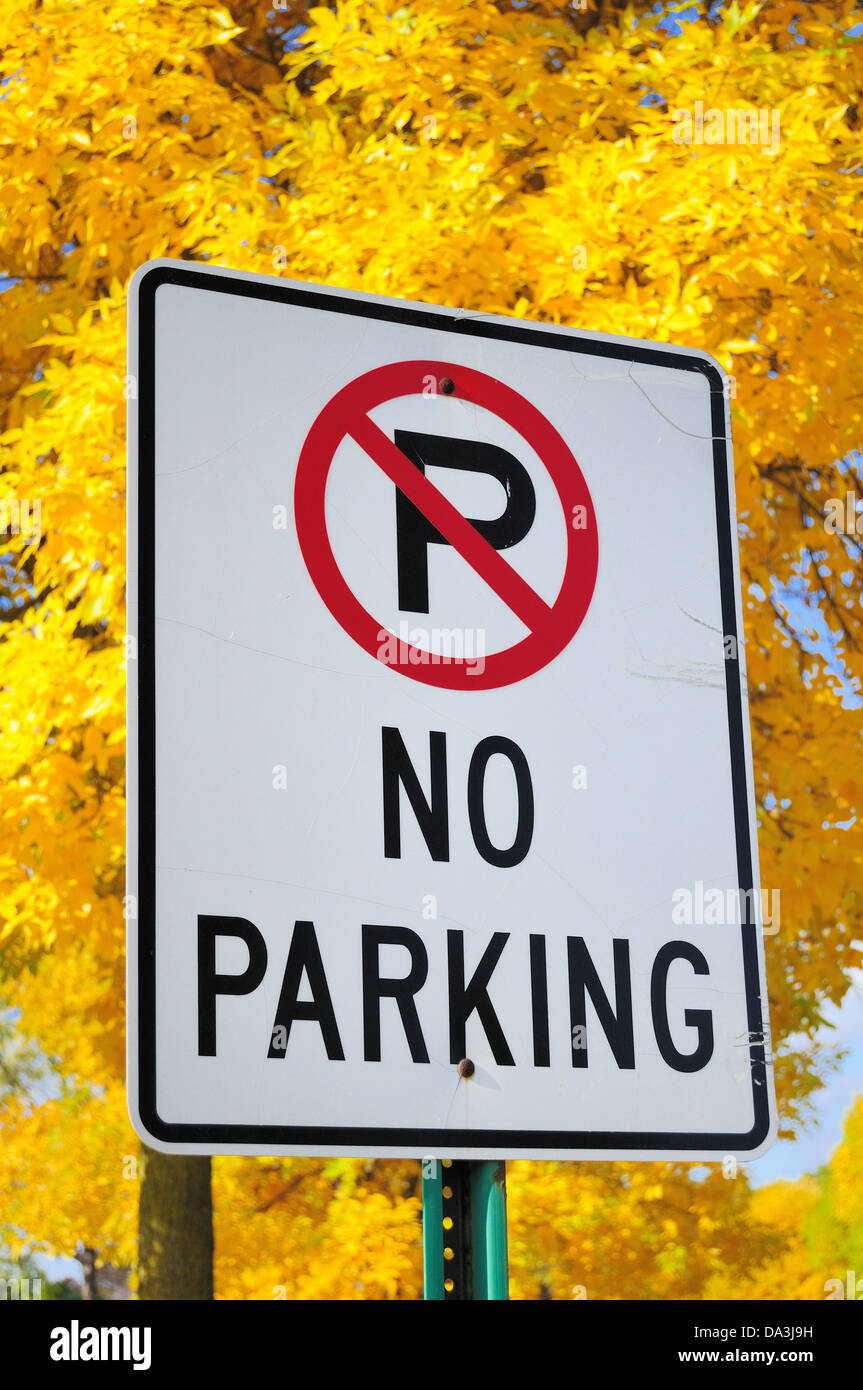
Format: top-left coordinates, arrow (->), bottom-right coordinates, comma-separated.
127,260 -> 775,1160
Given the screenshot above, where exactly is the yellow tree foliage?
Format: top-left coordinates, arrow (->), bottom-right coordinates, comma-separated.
213,1159 -> 422,1300
703,1177 -> 827,1301
1,0 -> 862,1296
824,1096 -> 863,1256
507,1159 -> 789,1300
0,1085 -> 137,1273
706,1095 -> 863,1300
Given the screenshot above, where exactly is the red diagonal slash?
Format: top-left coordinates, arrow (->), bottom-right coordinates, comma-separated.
349,411 -> 554,635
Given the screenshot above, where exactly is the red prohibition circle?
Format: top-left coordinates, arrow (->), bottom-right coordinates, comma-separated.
294,360 -> 598,691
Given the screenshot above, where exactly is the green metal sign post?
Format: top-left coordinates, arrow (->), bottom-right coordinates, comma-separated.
422,1158 -> 509,1300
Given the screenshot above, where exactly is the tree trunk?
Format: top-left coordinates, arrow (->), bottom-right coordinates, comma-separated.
79,1247 -> 98,1300
137,1147 -> 213,1300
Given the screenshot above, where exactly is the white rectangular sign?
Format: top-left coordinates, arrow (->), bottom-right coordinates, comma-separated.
127,260 -> 776,1159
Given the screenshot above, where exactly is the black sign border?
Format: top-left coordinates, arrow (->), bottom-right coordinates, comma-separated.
133,262 -> 771,1154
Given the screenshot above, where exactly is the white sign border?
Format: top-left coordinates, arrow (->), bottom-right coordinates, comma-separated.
126,259 -> 776,1161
